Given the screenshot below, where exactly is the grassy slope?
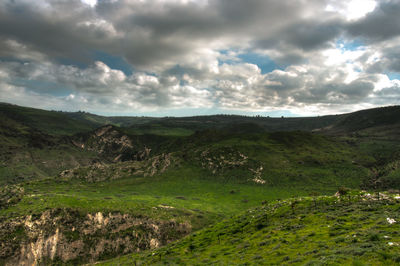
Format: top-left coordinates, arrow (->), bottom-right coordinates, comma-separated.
0,131 -> 373,227
327,106 -> 400,134
0,102 -> 343,136
0,107 -> 100,184
123,124 -> 194,136
0,103 -> 100,136
2,103 -> 400,137
0,112 -> 99,184
0,143 -> 98,184
1,102 -> 373,186
325,106 -> 400,190
101,192 -> 400,265
182,131 -> 373,190
1,173 -> 305,231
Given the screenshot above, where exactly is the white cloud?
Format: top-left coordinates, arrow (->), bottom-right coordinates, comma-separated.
81,0 -> 97,7
0,0 -> 400,116
326,0 -> 377,20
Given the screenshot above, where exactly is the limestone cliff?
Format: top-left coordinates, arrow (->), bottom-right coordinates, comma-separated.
0,208 -> 191,265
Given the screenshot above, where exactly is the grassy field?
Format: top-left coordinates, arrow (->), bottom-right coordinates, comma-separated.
0,167 -> 325,229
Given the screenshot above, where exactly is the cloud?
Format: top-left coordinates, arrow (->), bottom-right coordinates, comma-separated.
0,59 -> 213,114
380,44 -> 400,73
346,0 -> 400,42
255,19 -> 343,53
0,39 -> 47,61
0,0 -> 400,116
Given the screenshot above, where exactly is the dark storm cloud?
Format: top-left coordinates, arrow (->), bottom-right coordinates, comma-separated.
383,46 -> 400,73
282,21 -> 342,51
346,0 -> 400,42
0,0 -> 336,69
94,0 -> 309,69
256,20 -> 343,52
0,0 -> 100,61
362,44 -> 400,75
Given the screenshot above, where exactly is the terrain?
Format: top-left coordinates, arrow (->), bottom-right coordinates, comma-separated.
103,191 -> 400,265
0,102 -> 400,265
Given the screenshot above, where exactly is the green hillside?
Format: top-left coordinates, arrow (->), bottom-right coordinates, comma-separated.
0,128 -> 377,264
102,191 -> 400,265
3,102 -> 400,137
1,103 -> 400,265
326,106 -> 400,135
0,103 -> 101,136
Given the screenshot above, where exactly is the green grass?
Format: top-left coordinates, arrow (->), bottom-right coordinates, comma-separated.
182,131 -> 374,191
0,130 -> 375,226
0,144 -> 98,185
100,192 -> 400,265
0,103 -> 99,135
1,167 -> 313,230
123,124 -> 194,136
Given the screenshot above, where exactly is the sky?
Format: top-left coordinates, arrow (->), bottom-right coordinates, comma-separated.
0,0 -> 400,117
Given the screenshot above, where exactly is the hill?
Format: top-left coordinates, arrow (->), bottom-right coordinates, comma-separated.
3,102 -> 400,137
101,191 -> 400,265
0,128 -> 377,264
1,102 -> 400,264
324,106 -> 400,135
0,103 -> 101,136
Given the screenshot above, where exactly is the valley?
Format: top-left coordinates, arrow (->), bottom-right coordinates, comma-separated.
0,103 -> 400,265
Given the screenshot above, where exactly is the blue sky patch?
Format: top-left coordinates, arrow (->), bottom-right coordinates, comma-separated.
386,72 -> 400,80
56,58 -> 89,69
12,78 -> 73,97
93,51 -> 133,75
238,52 -> 283,74
336,38 -> 365,51
0,57 -> 29,64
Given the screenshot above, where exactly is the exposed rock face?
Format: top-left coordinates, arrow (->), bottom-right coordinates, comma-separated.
146,153 -> 172,177
72,125 -> 148,162
249,166 -> 266,184
59,153 -> 175,182
92,125 -> 133,153
0,185 -> 24,209
0,208 -> 191,265
196,147 -> 266,184
198,148 -> 249,174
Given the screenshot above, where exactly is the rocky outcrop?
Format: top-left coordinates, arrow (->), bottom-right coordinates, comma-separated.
59,153 -> 176,182
146,153 -> 172,177
0,208 -> 191,265
249,166 -> 266,184
0,185 -> 24,209
198,148 -> 248,174
196,147 -> 266,184
72,125 -> 149,162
